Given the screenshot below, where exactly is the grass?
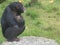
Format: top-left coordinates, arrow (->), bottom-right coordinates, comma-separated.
0,0 -> 60,44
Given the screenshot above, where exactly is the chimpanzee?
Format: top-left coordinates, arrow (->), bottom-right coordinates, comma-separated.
1,2 -> 25,41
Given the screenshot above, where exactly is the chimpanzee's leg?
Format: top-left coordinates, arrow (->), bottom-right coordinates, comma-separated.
1,18 -> 9,38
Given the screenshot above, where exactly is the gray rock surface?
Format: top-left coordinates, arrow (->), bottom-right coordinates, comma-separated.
1,36 -> 59,45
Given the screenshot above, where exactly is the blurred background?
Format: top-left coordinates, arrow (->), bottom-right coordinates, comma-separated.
0,0 -> 60,44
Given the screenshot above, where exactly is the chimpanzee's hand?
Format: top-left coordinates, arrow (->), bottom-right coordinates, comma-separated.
13,25 -> 19,29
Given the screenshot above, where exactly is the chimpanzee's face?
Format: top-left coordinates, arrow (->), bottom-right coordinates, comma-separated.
9,2 -> 24,14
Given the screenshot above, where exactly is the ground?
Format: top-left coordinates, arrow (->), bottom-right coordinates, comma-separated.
1,36 -> 59,45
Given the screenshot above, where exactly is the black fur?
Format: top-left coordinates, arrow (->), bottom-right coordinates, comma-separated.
1,2 -> 25,40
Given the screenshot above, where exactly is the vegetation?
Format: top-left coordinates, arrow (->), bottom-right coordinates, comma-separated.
0,0 -> 60,44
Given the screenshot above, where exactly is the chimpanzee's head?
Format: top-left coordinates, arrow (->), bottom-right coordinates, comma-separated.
9,2 -> 24,14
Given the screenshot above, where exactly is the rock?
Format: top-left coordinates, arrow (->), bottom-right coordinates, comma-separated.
1,36 -> 59,45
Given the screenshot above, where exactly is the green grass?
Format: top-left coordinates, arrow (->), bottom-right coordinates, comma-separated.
0,0 -> 60,44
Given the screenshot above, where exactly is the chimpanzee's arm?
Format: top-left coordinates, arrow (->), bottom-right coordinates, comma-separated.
5,14 -> 18,27
3,7 -> 19,27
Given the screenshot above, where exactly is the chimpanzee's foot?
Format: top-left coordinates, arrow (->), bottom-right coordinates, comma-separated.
7,38 -> 20,42
14,38 -> 20,41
